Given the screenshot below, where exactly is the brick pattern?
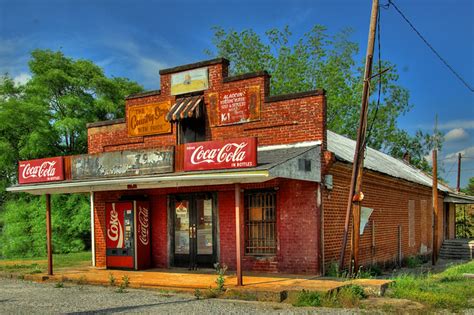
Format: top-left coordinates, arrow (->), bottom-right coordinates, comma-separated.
88,61 -> 326,154
322,162 -> 444,269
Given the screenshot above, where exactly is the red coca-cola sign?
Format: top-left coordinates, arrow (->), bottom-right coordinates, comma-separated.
137,204 -> 149,246
184,138 -> 257,171
18,157 -> 64,184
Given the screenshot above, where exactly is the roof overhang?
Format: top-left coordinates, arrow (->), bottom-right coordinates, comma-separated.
444,192 -> 474,204
7,142 -> 322,195
7,170 -> 273,195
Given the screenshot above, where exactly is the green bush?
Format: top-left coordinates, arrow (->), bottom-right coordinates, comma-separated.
295,290 -> 322,307
0,194 -> 90,258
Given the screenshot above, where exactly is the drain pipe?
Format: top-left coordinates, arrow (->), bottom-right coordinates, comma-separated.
90,191 -> 96,267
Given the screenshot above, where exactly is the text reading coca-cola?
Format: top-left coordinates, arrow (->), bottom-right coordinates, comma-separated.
184,138 -> 257,171
18,157 -> 64,184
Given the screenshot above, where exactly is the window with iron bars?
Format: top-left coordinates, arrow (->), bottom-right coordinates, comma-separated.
244,190 -> 277,255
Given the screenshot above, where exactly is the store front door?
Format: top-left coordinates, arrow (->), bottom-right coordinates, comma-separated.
171,193 -> 217,269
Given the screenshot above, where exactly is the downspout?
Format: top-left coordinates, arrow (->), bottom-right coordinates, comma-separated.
90,191 -> 96,267
318,184 -> 325,276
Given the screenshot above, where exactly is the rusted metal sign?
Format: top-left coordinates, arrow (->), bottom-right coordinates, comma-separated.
18,157 -> 64,184
71,148 -> 174,179
127,101 -> 172,137
209,86 -> 261,126
184,138 -> 257,171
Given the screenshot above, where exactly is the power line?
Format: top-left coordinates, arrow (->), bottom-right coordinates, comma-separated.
387,0 -> 474,93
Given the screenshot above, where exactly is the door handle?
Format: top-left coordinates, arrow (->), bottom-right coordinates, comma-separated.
189,225 -> 197,238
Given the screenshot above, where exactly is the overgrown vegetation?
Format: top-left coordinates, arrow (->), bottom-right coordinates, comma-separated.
0,49 -> 143,258
0,251 -> 91,275
387,261 -> 474,311
115,275 -> 130,293
294,285 -> 367,308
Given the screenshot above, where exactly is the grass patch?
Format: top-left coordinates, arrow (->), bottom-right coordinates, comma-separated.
294,285 -> 367,308
0,251 -> 91,274
387,260 -> 474,311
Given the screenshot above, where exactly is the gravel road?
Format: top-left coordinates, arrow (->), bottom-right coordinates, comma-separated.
0,278 -> 355,314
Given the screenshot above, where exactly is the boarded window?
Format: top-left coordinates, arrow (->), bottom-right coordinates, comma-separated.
420,200 -> 427,246
244,191 -> 277,255
408,200 -> 416,247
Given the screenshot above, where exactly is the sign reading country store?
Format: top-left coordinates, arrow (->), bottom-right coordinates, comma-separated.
183,138 -> 257,171
18,157 -> 64,184
127,101 -> 172,137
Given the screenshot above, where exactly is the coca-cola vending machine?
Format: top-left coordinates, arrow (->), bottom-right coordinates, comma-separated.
105,200 -> 151,270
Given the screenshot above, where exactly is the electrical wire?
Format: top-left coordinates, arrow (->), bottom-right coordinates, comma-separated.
387,0 -> 474,92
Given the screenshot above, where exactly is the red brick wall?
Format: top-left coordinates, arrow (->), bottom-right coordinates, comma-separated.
94,179 -> 321,274
88,60 -> 326,154
322,162 -> 444,270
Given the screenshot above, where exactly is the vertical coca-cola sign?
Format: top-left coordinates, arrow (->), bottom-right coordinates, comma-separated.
137,204 -> 149,246
106,203 -> 125,249
18,157 -> 64,184
135,200 -> 151,270
184,138 -> 257,171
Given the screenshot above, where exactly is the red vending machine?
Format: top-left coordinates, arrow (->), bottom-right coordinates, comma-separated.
105,201 -> 151,270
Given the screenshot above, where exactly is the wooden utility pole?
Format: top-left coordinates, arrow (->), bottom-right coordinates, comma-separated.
45,194 -> 53,275
339,0 -> 379,273
456,153 -> 462,192
432,149 -> 439,265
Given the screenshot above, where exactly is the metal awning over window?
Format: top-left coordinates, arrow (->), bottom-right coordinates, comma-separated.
166,95 -> 203,122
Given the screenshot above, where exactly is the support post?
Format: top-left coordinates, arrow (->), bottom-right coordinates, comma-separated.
90,192 -> 96,267
432,149 -> 439,265
45,194 -> 53,275
339,0 -> 379,273
235,183 -> 242,286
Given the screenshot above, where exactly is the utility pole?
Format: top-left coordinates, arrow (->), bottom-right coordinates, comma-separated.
432,115 -> 439,266
456,153 -> 462,192
339,0 -> 379,274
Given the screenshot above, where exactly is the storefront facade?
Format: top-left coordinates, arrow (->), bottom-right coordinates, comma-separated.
8,57 -> 462,275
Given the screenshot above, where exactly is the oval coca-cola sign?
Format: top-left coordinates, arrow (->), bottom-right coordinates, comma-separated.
184,138 -> 257,171
18,157 -> 64,184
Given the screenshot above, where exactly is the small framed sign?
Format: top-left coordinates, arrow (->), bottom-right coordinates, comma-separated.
171,67 -> 209,95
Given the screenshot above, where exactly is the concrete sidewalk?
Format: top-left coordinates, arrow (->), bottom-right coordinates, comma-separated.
23,267 -> 391,303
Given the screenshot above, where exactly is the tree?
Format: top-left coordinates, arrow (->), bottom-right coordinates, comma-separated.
462,177 -> 474,196
206,26 -> 440,171
0,49 -> 144,257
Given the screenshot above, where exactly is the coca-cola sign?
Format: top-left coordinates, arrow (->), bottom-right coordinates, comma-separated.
107,204 -> 124,248
137,205 -> 149,246
184,138 -> 257,171
18,157 -> 64,184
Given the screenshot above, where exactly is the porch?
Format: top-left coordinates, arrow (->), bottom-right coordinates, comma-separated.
22,266 -> 391,301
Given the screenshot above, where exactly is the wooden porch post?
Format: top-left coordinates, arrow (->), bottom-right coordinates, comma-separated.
235,183 -> 242,286
45,194 -> 53,275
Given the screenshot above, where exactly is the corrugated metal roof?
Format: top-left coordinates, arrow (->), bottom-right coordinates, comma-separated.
166,95 -> 203,122
327,130 -> 451,192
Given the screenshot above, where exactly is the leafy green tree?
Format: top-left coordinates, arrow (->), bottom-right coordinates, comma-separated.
206,25 -> 440,171
0,49 -> 143,257
462,177 -> 474,196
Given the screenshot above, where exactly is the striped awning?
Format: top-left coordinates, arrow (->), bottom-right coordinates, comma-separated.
166,95 -> 203,122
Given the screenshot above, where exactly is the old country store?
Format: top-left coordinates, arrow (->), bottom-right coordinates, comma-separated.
8,58 -> 468,279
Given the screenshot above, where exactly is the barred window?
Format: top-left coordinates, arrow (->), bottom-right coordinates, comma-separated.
244,191 -> 277,255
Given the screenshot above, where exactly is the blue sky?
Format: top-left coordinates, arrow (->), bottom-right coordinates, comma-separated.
1,0 -> 473,188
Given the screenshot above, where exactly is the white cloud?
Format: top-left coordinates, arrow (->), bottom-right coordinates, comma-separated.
444,128 -> 469,142
102,38 -> 168,87
13,72 -> 31,86
444,146 -> 474,162
417,119 -> 474,130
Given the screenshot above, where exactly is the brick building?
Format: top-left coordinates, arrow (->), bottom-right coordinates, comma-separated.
8,58 -> 464,275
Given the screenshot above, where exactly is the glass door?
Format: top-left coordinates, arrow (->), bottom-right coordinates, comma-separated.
171,193 -> 216,269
